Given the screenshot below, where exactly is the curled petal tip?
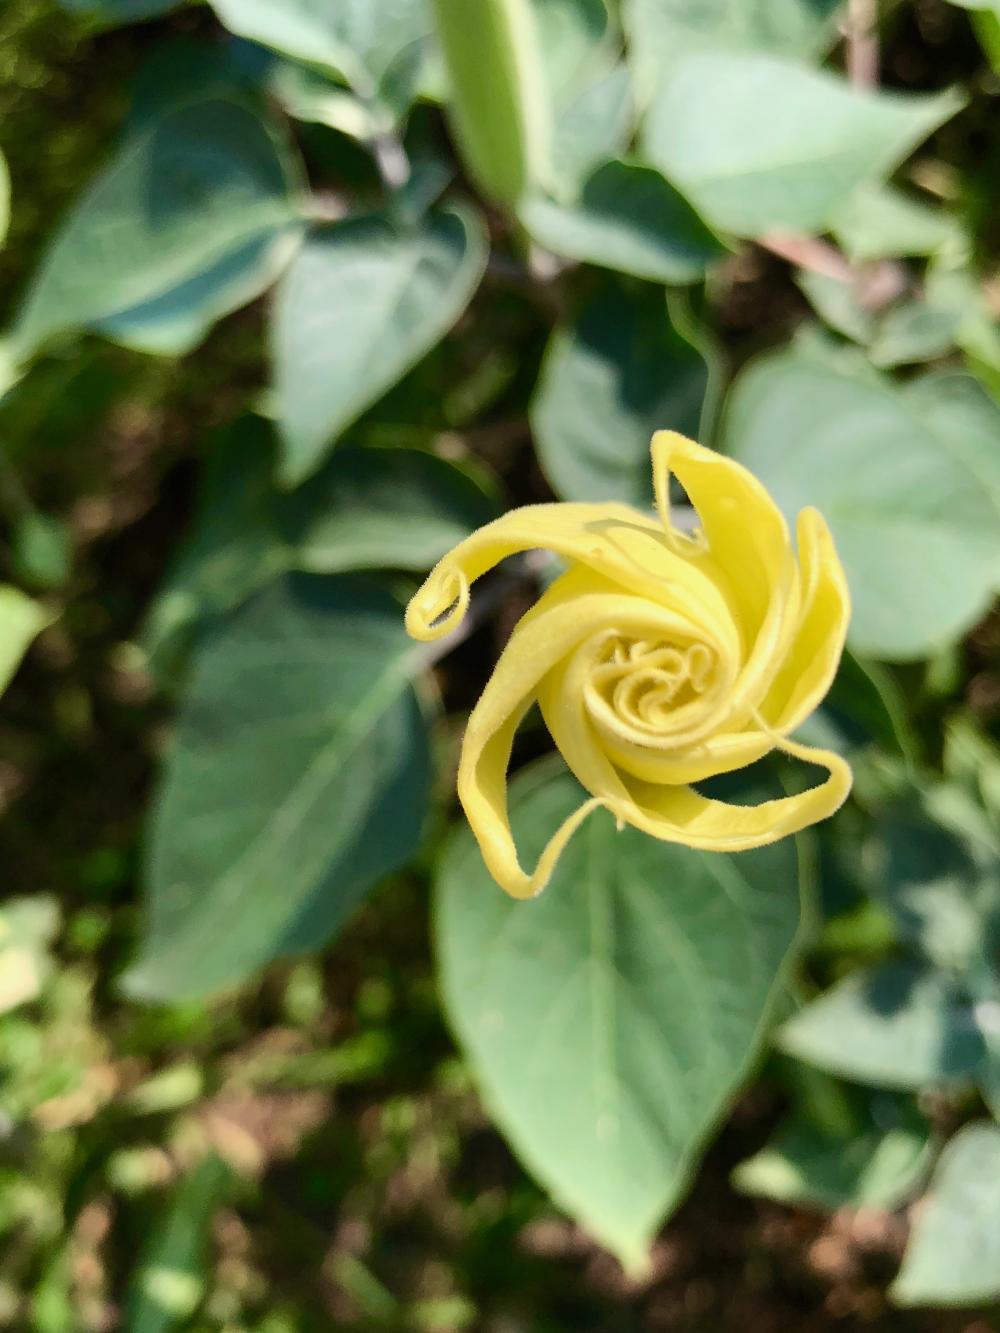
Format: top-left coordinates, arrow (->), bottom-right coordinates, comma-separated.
405,565 -> 471,641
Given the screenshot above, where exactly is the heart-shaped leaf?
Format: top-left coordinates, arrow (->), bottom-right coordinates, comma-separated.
436,759 -> 803,1268
272,206 -> 488,485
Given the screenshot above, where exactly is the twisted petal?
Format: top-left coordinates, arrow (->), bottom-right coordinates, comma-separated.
405,498 -> 739,654
651,431 -> 802,723
457,568 -> 727,898
761,507 -> 851,732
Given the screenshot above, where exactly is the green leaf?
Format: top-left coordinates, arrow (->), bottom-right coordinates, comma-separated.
892,1122 -> 1000,1307
795,271 -> 875,345
12,97 -> 304,361
829,181 -> 964,263
435,759 -> 803,1269
126,575 -> 430,1001
140,419 -> 290,678
432,0 -> 551,204
778,959 -> 986,1089
210,0 -> 434,123
733,1101 -> 932,1211
532,0 -> 612,105
142,421 -> 499,676
796,271 -> 963,369
866,787 -> 1000,973
548,64 -> 633,197
625,0 -> 843,102
272,207 -> 488,486
93,227 -> 302,356
722,352 -> 1000,659
127,1157 -> 232,1333
520,159 -> 726,283
11,511 -> 73,590
640,53 -> 962,237
0,586 -> 51,696
276,443 -> 501,572
532,281 -> 712,504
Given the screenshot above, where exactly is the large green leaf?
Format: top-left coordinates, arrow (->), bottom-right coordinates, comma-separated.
640,53 -> 962,237
272,207 -> 488,485
432,0 -> 550,204
520,159 -> 726,283
892,1122 -> 1000,1307
12,97 -> 304,361
210,0 -> 434,122
436,759 -> 803,1269
722,352 -> 1000,659
626,0 -> 843,102
0,586 -> 51,696
126,576 -> 430,1000
531,281 -> 712,504
778,959 -> 986,1089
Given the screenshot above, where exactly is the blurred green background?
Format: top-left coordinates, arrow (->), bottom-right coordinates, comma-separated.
2,0 -> 1000,1328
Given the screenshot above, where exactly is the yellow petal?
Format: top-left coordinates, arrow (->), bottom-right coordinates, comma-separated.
457,567 -> 729,897
405,498 -> 738,653
652,431 -> 801,723
608,735 -> 852,852
761,507 -> 851,733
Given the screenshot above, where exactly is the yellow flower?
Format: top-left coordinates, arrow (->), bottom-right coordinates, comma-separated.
406,432 -> 852,899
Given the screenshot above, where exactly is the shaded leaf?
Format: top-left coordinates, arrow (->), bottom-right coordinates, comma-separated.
778,959 -> 986,1089
12,97 -> 304,360
272,207 -> 488,485
641,52 -> 962,237
520,159 -> 726,283
436,759 -> 803,1269
733,1102 -> 931,1211
126,576 -> 430,1000
94,227 -> 301,356
532,281 -> 711,503
276,443 -> 501,572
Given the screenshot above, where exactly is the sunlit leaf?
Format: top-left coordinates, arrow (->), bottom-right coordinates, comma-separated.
0,585 -> 51,696
12,97 -> 304,360
723,352 -> 1000,659
779,959 -> 985,1089
436,759 -> 803,1269
892,1122 -> 1000,1307
641,53 -> 962,237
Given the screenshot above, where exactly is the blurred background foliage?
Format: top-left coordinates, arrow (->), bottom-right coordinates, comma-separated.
2,0 -> 1000,1327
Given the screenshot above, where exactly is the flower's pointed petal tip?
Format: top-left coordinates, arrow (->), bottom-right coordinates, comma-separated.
404,563 -> 471,641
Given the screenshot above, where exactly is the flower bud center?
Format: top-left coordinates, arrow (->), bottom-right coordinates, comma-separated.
590,634 -> 717,732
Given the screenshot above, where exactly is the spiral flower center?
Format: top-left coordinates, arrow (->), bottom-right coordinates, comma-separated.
587,634 -> 719,737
